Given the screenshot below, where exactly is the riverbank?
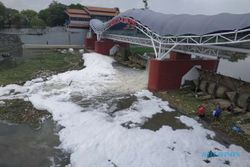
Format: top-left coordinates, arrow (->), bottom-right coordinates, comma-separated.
154,88 -> 250,152
0,48 -> 84,126
0,48 -> 84,86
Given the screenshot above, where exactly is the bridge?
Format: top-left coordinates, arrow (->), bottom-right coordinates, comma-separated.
85,8 -> 250,91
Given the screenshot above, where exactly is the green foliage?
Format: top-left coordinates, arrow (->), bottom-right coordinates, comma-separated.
130,46 -> 154,55
30,16 -> 46,28
0,1 -> 86,28
38,9 -> 49,25
38,1 -> 67,27
9,13 -> 28,28
68,3 -> 85,9
21,9 -> 37,26
0,2 -> 6,28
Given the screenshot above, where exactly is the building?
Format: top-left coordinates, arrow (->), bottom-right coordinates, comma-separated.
65,6 -> 119,29
65,9 -> 91,29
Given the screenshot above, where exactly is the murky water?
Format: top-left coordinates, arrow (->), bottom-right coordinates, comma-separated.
0,49 -> 249,166
0,119 -> 70,167
141,111 -> 190,131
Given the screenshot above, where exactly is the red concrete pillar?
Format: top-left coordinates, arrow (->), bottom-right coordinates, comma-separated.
95,39 -> 114,55
85,36 -> 96,50
148,58 -> 219,91
170,52 -> 191,60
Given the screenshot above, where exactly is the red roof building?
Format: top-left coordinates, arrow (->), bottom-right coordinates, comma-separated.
65,7 -> 119,29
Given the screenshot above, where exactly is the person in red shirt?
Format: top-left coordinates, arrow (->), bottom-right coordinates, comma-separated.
197,104 -> 206,118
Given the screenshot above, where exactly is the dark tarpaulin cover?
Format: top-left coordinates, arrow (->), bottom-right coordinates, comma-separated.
91,8 -> 250,36
118,9 -> 250,36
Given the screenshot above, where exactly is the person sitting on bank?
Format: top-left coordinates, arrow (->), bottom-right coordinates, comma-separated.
197,104 -> 206,118
227,103 -> 235,114
213,104 -> 222,118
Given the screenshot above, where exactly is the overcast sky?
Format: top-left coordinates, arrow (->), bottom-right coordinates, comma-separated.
1,0 -> 250,15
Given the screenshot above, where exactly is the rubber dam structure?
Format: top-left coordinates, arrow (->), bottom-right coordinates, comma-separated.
85,8 -> 250,91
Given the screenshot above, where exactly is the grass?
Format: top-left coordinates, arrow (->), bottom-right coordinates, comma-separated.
130,46 -> 154,55
0,49 -> 84,85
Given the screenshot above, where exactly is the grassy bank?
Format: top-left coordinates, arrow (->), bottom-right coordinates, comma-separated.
0,99 -> 50,128
130,46 -> 154,55
0,49 -> 84,86
155,88 -> 250,151
0,48 -> 84,126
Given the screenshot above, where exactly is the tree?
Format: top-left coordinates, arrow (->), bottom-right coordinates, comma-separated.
0,2 -> 6,28
38,1 -> 67,27
47,1 -> 67,26
68,3 -> 84,9
21,9 -> 37,26
10,13 -> 28,28
30,16 -> 46,28
38,9 -> 50,25
4,8 -> 19,28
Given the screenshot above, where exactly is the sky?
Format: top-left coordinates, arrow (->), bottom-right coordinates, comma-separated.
1,0 -> 250,15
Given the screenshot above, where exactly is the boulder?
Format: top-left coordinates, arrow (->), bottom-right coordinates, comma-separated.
79,49 -> 85,54
207,82 -> 216,95
215,86 -> 228,98
199,80 -> 207,93
68,48 -> 74,53
226,91 -> 237,103
236,93 -> 250,110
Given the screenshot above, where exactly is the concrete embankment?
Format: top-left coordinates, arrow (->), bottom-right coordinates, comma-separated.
22,44 -> 83,49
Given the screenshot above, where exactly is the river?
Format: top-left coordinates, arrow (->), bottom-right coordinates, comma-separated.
0,52 -> 249,167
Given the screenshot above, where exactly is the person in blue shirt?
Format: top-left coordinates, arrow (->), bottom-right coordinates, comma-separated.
213,104 -> 222,118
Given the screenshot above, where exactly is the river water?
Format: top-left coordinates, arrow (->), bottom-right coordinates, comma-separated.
0,119 -> 69,167
0,51 -> 250,167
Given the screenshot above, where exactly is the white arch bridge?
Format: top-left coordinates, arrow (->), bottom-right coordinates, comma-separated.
89,9 -> 250,60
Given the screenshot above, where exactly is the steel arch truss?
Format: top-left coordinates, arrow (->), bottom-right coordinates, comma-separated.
90,16 -> 250,60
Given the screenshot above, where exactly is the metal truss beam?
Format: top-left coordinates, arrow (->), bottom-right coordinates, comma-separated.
90,16 -> 250,59
91,17 -> 250,46
103,33 -> 250,60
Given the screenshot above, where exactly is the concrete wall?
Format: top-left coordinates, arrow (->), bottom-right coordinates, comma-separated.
0,27 -> 88,46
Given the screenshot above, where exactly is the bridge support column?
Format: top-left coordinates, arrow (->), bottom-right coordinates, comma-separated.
95,39 -> 114,55
85,35 -> 97,50
148,52 -> 219,91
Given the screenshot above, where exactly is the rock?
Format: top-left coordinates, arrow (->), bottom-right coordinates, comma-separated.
110,45 -> 119,56
212,99 -> 231,109
199,80 -> 207,93
207,82 -> 216,95
61,49 -> 67,54
79,49 -> 84,54
198,95 -> 212,100
236,93 -> 249,109
0,101 -> 5,107
9,89 -> 15,95
215,86 -> 228,98
226,91 -> 237,102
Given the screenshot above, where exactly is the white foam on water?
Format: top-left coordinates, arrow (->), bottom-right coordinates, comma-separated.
0,53 -> 249,167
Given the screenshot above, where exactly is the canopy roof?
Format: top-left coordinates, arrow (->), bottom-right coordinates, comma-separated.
114,9 -> 250,36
